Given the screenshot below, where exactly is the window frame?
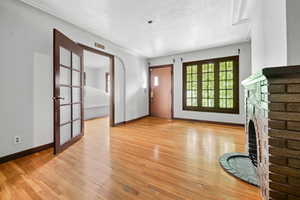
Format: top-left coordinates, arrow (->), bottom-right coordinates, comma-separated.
182,56 -> 239,114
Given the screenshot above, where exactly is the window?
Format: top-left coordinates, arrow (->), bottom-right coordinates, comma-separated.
105,72 -> 110,93
183,56 -> 239,114
154,76 -> 159,86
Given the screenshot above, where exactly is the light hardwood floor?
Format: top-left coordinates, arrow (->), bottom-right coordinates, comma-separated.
0,117 -> 260,200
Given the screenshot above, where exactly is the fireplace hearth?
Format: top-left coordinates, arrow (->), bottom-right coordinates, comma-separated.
242,66 -> 300,200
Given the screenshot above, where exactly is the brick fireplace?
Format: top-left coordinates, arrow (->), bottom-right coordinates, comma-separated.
242,66 -> 300,200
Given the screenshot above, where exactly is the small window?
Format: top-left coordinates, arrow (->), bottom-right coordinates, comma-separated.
154,76 -> 159,86
183,56 -> 239,114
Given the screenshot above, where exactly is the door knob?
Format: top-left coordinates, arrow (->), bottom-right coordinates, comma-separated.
52,96 -> 65,100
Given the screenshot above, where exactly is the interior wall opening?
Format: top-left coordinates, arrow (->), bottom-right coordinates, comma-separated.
83,49 -> 113,133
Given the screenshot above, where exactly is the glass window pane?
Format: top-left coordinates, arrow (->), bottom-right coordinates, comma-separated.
203,64 -> 208,72
185,64 -> 199,108
202,90 -> 208,98
227,71 -> 233,80
60,47 -> 71,67
187,82 -> 191,90
202,99 -> 208,107
208,81 -> 214,89
187,74 -> 191,82
220,72 -> 226,80
72,53 -> 80,70
192,82 -> 197,90
227,80 -> 233,89
187,91 -> 192,98
202,82 -> 208,89
220,81 -> 226,89
202,73 -> 208,81
209,90 -> 214,98
227,61 -> 233,71
208,73 -> 214,80
220,99 -> 226,108
187,98 -> 192,106
192,91 -> 197,98
220,62 -> 226,71
227,90 -> 233,98
227,99 -> 233,108
208,99 -> 214,107
192,98 -> 197,106
208,63 -> 214,72
192,65 -> 197,73
218,59 -> 236,110
220,90 -> 226,98
192,74 -> 197,81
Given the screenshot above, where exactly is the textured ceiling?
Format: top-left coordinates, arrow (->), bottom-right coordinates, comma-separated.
21,0 -> 251,58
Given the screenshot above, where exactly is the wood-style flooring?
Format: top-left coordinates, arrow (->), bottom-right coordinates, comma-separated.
0,117 -> 260,200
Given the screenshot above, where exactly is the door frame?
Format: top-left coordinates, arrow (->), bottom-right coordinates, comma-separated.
148,65 -> 174,119
78,43 -> 115,127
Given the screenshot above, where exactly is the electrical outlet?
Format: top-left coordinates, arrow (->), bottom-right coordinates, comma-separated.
14,136 -> 21,144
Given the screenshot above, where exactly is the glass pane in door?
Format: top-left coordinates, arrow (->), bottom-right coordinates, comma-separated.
60,87 -> 71,105
73,88 -> 81,103
72,53 -> 80,70
73,120 -> 81,137
73,104 -> 81,119
58,47 -> 83,147
60,105 -> 71,124
60,124 -> 71,145
72,71 -> 81,86
60,67 -> 71,85
60,47 -> 71,66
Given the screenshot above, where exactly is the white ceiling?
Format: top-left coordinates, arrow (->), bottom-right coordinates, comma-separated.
21,0 -> 251,58
84,50 -> 110,69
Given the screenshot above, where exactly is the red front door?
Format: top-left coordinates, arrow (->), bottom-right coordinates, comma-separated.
150,66 -> 172,119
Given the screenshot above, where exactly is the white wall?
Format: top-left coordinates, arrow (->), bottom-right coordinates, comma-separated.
148,42 -> 251,124
85,67 -> 109,91
250,0 -> 287,73
0,0 -> 148,157
286,0 -> 300,66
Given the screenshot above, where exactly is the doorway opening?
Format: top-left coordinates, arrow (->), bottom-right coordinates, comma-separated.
149,65 -> 174,119
79,45 -> 115,141
79,44 -> 115,128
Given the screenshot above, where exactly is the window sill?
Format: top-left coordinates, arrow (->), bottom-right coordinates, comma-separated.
183,107 -> 239,114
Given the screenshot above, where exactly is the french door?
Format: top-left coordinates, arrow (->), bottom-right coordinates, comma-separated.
53,29 -> 84,154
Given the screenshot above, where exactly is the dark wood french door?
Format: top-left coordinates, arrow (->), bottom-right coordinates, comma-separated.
53,29 -> 84,154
